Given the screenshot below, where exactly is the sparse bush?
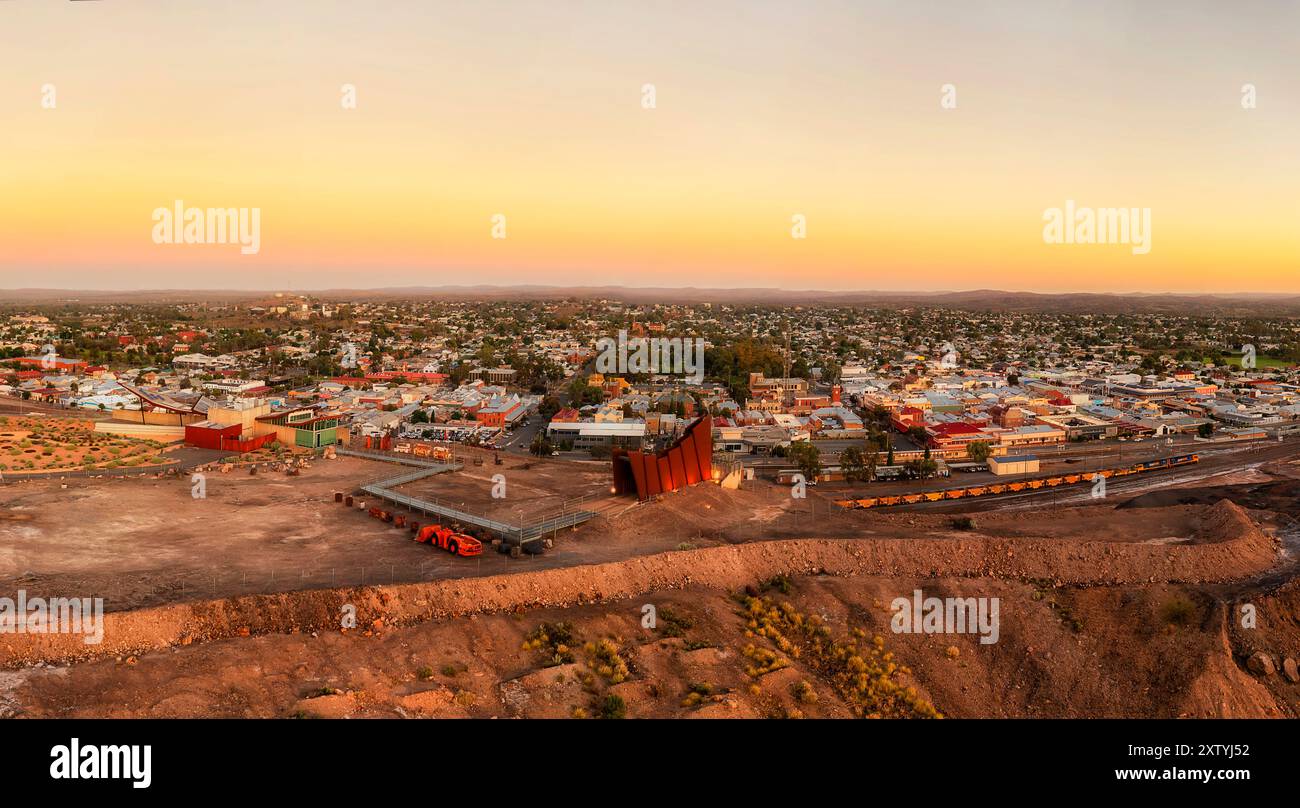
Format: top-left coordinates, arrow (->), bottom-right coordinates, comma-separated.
523,621 -> 576,667
656,607 -> 695,638
793,680 -> 818,705
584,638 -> 629,683
1034,584 -> 1083,632
740,590 -> 941,719
599,693 -> 626,719
765,575 -> 793,595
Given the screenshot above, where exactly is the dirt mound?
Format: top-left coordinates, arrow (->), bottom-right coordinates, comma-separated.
1118,490 -> 1225,509
1222,577 -> 1300,707
0,501 -> 1276,669
1120,479 -> 1300,511
10,573 -> 1296,719
1179,622 -> 1281,717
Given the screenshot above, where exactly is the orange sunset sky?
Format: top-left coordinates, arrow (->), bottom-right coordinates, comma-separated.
1,1 -> 1297,293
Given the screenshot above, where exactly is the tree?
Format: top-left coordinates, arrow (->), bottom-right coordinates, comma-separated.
787,440 -> 822,482
904,457 -> 939,480
1197,422 -> 1214,438
821,360 -> 842,386
411,408 -> 430,424
841,446 -> 878,482
538,395 -> 561,417
840,445 -> 866,482
863,449 -> 878,482
568,378 -> 604,406
967,440 -> 990,463
529,433 -> 553,456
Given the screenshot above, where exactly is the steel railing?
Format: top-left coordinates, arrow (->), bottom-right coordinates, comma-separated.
343,445 -> 597,545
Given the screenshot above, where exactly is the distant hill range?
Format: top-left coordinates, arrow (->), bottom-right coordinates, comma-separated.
5,286 -> 1300,316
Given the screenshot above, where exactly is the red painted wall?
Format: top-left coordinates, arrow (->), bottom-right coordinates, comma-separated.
613,416 -> 713,501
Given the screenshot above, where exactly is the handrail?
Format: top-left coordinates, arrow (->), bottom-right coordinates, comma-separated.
344,445 -> 597,545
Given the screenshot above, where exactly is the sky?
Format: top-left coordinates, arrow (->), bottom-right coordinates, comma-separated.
1,0 -> 1297,293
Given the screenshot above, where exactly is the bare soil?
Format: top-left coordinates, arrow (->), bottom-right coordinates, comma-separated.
7,571 -> 1297,719
2,446 -> 1299,718
0,415 -> 165,473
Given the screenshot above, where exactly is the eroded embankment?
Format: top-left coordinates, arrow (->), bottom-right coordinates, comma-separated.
0,500 -> 1275,667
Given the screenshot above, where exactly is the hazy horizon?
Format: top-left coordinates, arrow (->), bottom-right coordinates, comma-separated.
3,283 -> 1300,300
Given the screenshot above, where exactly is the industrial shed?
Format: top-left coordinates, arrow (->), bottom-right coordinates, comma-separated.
255,408 -> 340,448
988,454 -> 1040,476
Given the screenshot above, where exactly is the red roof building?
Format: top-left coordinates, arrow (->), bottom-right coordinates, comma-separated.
925,421 -> 989,453
550,407 -> 580,423
366,371 -> 448,384
891,406 -> 926,432
15,356 -> 87,373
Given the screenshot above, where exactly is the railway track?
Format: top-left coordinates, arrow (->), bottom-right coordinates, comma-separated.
834,454 -> 1202,510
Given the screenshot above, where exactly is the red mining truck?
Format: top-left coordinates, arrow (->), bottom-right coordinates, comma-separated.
414,524 -> 483,557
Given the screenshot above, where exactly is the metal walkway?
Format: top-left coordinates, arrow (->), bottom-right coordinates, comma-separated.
343,446 -> 597,546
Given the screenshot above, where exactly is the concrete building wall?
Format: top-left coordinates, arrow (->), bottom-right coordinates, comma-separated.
110,409 -> 202,426
207,401 -> 272,432
94,422 -> 187,442
989,456 -> 1040,476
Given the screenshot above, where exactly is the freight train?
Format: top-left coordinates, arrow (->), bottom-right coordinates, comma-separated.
833,453 -> 1199,510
